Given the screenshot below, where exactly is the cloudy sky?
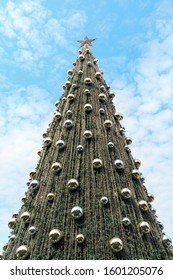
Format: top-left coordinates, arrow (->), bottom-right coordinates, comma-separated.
0,0 -> 173,252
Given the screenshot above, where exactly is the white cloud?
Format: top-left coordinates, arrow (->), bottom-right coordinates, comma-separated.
60,11 -> 87,30
0,85 -> 54,128
0,81 -> 57,250
45,18 -> 67,46
0,0 -> 87,72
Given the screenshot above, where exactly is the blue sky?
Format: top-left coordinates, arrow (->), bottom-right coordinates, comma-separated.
0,0 -> 173,252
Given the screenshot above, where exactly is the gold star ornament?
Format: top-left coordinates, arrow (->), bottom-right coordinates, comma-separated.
77,36 -> 97,47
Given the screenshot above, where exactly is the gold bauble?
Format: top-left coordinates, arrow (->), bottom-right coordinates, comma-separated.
121,188 -> 132,199
84,78 -> 92,85
20,212 -> 31,223
84,89 -> 90,95
78,70 -> 83,75
148,193 -> 154,202
99,93 -> 107,101
16,245 -> 29,260
76,234 -> 85,244
51,162 -> 62,173
83,130 -> 92,139
78,54 -> 85,61
110,237 -> 123,252
139,221 -> 150,233
84,103 -> 92,112
114,112 -> 123,120
49,229 -> 63,243
138,200 -> 149,211
132,169 -> 140,179
126,137 -> 132,145
47,193 -> 55,201
43,137 -> 52,147
65,81 -> 71,88
8,218 -> 16,229
92,158 -> 103,169
54,112 -> 62,120
104,120 -> 113,128
134,159 -> 141,169
29,170 -> 37,178
67,94 -> 75,101
68,179 -> 79,190
95,72 -> 102,78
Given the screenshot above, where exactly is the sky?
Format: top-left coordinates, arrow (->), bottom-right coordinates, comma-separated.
0,0 -> 173,252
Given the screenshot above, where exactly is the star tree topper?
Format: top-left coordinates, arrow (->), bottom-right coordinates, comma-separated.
77,36 -> 97,47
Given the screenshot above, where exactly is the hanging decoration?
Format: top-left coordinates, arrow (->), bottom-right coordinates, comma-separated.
55,140 -> 65,150
29,180 -> 39,189
76,234 -> 85,244
104,120 -> 113,128
16,245 -> 29,260
51,162 -> 62,173
99,108 -> 105,114
84,78 -> 92,85
77,145 -> 84,152
43,137 -> 52,147
138,200 -> 149,211
71,206 -> 83,219
49,229 -> 63,243
114,160 -> 124,170
83,130 -> 92,140
131,169 -> 140,179
122,217 -> 131,226
84,104 -> 92,112
68,179 -> 79,190
67,69 -> 73,75
121,188 -> 132,199
47,193 -> 55,201
100,196 -> 109,205
109,237 -> 123,252
28,226 -> 37,235
63,120 -> 73,129
108,142 -> 114,148
99,93 -> 107,101
139,221 -> 151,233
20,212 -> 31,223
8,218 -> 16,229
92,158 -> 103,169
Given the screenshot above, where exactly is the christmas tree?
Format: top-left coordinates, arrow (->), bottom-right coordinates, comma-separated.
2,37 -> 172,260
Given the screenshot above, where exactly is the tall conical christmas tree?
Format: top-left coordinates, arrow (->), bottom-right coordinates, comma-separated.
2,37 -> 173,260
